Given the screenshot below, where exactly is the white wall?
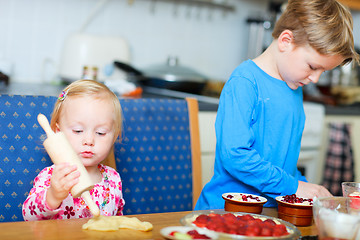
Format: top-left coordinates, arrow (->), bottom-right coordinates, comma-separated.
0,0 -> 269,84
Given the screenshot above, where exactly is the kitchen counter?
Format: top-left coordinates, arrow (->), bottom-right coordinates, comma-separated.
2,82 -> 360,114
0,82 -> 65,97
325,103 -> 360,116
0,82 -> 219,111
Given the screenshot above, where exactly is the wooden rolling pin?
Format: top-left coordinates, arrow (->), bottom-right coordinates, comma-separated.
37,114 -> 100,217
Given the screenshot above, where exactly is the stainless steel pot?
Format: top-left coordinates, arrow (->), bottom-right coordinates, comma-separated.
114,57 -> 208,94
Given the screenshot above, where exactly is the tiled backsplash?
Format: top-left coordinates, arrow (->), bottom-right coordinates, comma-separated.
0,0 -> 358,84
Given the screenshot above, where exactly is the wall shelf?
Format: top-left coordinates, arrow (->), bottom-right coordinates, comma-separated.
135,0 -> 236,12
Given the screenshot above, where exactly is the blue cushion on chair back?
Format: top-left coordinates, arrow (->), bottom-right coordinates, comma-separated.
117,99 -> 193,214
0,96 -> 194,221
0,95 -> 56,222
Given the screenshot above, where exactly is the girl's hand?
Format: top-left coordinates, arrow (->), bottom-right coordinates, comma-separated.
296,181 -> 333,199
46,163 -> 80,210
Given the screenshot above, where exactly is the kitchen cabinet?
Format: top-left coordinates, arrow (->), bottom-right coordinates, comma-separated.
199,111 -> 217,187
339,0 -> 360,10
298,103 -> 326,185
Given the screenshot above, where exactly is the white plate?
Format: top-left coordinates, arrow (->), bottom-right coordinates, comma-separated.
160,226 -> 218,240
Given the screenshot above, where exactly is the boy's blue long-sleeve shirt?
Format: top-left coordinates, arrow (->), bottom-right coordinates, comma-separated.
195,60 -> 307,209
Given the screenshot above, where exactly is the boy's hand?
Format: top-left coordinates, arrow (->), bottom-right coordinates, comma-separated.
296,181 -> 333,199
46,163 -> 80,210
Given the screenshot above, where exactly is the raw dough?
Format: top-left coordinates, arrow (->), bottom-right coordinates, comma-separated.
82,215 -> 153,232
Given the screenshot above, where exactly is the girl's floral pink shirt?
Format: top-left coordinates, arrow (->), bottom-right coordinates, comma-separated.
22,164 -> 124,221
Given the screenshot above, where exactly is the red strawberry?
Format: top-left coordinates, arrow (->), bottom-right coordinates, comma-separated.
245,226 -> 261,236
263,219 -> 276,227
260,227 -> 273,236
272,224 -> 287,236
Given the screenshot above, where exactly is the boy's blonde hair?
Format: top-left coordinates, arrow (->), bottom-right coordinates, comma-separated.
272,0 -> 359,65
50,79 -> 122,140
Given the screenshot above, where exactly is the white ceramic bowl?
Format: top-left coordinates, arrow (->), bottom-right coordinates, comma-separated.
222,193 -> 267,214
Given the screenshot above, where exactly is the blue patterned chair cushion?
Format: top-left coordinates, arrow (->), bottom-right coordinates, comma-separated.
0,95 -> 194,221
0,95 -> 56,222
116,99 -> 193,215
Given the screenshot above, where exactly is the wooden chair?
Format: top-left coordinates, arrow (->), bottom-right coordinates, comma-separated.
0,95 -> 202,221
187,98 -> 202,207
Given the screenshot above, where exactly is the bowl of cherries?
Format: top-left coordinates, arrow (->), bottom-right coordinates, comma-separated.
276,194 -> 313,226
222,193 -> 267,214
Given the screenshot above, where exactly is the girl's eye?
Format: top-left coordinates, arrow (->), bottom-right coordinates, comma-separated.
96,132 -> 106,136
73,130 -> 83,134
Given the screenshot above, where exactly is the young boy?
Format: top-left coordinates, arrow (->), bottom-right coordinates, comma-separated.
195,0 -> 360,209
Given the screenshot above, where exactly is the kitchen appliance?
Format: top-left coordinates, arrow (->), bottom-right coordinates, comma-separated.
114,56 -> 208,94
58,33 -> 130,82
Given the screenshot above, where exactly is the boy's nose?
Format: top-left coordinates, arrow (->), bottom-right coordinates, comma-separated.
310,71 -> 323,84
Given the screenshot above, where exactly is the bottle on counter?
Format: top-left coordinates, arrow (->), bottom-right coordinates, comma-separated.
92,66 -> 98,81
82,66 -> 90,80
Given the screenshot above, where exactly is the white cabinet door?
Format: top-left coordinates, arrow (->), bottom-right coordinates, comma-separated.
199,111 -> 217,187
201,154 -> 215,187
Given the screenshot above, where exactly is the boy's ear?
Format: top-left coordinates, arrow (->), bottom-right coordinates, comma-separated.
278,30 -> 294,52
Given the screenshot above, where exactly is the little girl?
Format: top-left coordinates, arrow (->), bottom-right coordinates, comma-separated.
22,79 -> 124,220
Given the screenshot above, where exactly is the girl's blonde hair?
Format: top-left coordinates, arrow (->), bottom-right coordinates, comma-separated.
50,79 -> 122,140
272,0 -> 359,65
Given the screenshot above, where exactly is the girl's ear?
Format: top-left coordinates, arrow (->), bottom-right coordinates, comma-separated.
277,30 -> 294,52
55,123 -> 61,133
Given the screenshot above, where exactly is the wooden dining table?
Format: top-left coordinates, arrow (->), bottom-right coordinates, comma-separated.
0,208 -> 317,240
